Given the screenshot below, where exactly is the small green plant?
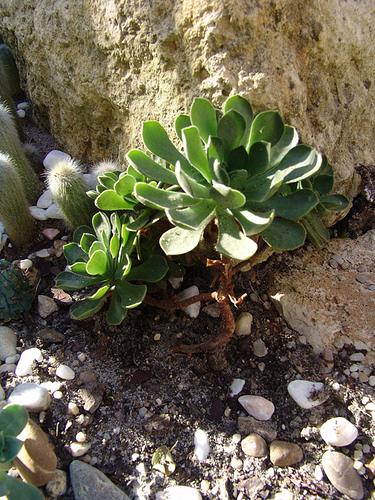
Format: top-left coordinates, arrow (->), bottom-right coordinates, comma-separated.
0,259 -> 33,321
46,157 -> 98,228
0,404 -> 43,500
57,95 -> 349,353
0,153 -> 35,247
55,212 -> 169,324
0,104 -> 39,204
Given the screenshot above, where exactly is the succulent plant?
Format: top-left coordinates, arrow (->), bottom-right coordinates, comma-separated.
55,212 -> 169,324
127,95 -> 348,260
0,104 -> 39,204
46,157 -> 97,228
0,43 -> 22,97
0,404 -> 43,500
0,153 -> 35,247
0,259 -> 33,321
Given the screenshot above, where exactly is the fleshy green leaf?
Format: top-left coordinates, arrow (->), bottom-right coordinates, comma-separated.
209,158 -> 230,185
248,110 -> 284,149
73,226 -> 95,244
0,436 -> 23,462
127,150 -> 177,184
217,110 -> 246,159
231,208 -> 274,236
63,242 -> 88,265
260,218 -> 306,251
79,233 -> 97,254
95,190 -> 135,210
247,141 -> 271,177
0,470 -> 43,500
70,298 -> 104,320
126,255 -> 169,283
97,174 -> 116,189
175,162 -> 211,199
181,126 -> 211,182
215,210 -> 258,260
92,212 -> 111,244
110,233 -> 120,259
269,125 -> 299,167
160,226 -> 204,255
167,200 -> 216,230
106,290 -> 128,325
243,169 -> 285,202
86,250 -> 108,276
142,121 -> 190,169
228,170 -> 249,189
175,114 -> 192,140
226,146 -> 249,173
114,174 -> 136,196
134,183 -> 200,210
0,405 -> 28,437
224,95 -> 253,147
209,182 -> 246,209
283,147 -> 322,183
190,98 -> 218,143
116,280 -> 147,309
320,194 -> 349,211
55,271 -> 104,291
246,189 -> 319,219
207,136 -> 224,162
89,284 -> 111,300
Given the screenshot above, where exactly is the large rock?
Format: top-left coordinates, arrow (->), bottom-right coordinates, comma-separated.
269,230 -> 375,364
1,0 -> 374,200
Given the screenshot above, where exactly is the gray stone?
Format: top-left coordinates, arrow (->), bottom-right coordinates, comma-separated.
1,0 -> 374,205
8,383 -> 51,412
0,326 -> 17,361
69,460 -> 130,500
322,451 -> 364,499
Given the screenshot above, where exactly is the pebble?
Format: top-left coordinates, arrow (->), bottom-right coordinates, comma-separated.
15,348 -> 43,377
238,416 -> 277,442
5,354 -> 19,364
230,378 -> 245,397
46,469 -> 68,497
45,203 -> 64,219
53,239 -> 66,257
178,286 -> 201,318
202,303 -> 221,318
37,190 -> 53,209
43,150 -> 72,169
69,460 -> 130,500
53,391 -> 63,399
269,440 -> 304,467
56,364 -> 75,380
314,465 -> 324,481
0,385 -> 5,401
18,259 -> 33,270
0,326 -> 18,361
8,383 -> 51,411
350,353 -> 365,362
16,109 -> 26,118
43,227 -> 60,240
238,395 -> 275,421
194,429 -> 210,461
322,451 -> 364,499
253,338 -> 268,357
29,206 -> 49,220
69,442 -> 92,457
35,248 -> 54,258
274,491 -> 294,500
287,380 -> 325,409
230,457 -> 243,470
68,402 -> 80,415
156,486 -> 202,500
0,364 -> 16,374
369,376 -> 375,387
234,312 -> 253,336
320,417 -> 358,446
37,295 -> 59,318
241,433 -> 268,457
76,432 -> 86,443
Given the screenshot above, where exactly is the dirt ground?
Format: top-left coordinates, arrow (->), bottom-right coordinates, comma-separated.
1,108 -> 375,499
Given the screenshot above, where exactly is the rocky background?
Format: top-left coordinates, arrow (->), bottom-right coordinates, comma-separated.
1,0 -> 375,201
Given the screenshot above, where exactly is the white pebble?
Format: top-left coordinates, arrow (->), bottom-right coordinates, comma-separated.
0,326 -> 18,361
238,395 -> 274,421
35,248 -> 54,258
253,338 -> 268,357
17,102 -> 29,110
29,206 -> 48,220
18,259 -> 33,270
76,432 -> 86,443
15,348 -> 43,376
320,417 -> 358,446
38,295 -> 59,318
230,378 -> 245,397
69,442 -> 91,457
43,150 -> 72,169
168,277 -> 184,289
178,286 -> 201,318
194,429 -> 210,461
16,109 -> 26,118
53,391 -> 63,399
156,486 -> 202,500
77,353 -> 86,362
369,376 -> 375,387
232,433 -> 242,444
8,383 -> 51,411
0,385 -> 5,401
314,465 -> 324,481
234,312 -> 253,336
37,190 -> 53,209
230,457 -> 243,470
56,364 -> 75,380
45,203 -> 64,219
287,380 -> 325,409
68,402 -> 80,415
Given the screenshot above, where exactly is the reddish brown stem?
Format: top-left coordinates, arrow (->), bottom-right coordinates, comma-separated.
143,291 -> 217,310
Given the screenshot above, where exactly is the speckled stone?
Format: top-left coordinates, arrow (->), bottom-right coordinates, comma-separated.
0,326 -> 18,361
269,440 -> 303,467
320,417 -> 358,447
238,395 -> 275,421
241,433 -> 268,457
322,451 -> 364,499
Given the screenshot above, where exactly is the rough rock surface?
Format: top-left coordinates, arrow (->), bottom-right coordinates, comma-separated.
269,230 -> 375,364
1,0 -> 375,200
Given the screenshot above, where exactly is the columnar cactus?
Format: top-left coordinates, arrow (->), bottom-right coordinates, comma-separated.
0,104 -> 39,203
0,43 -> 22,97
46,157 -> 97,228
0,66 -> 24,140
0,153 -> 35,246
